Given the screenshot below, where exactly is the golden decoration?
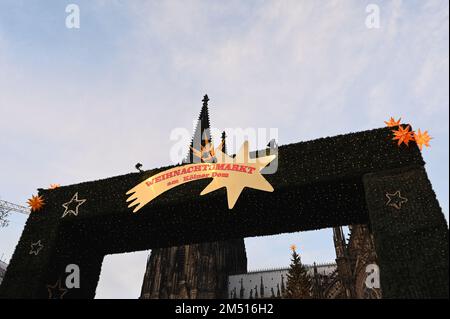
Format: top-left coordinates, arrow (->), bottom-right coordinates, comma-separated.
27,195 -> 45,212
49,184 -> 60,189
126,141 -> 276,212
290,244 -> 297,251
200,141 -> 275,209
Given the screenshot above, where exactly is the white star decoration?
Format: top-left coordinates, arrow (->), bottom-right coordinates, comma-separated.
61,192 -> 87,218
29,240 -> 44,255
47,278 -> 68,299
385,190 -> 408,210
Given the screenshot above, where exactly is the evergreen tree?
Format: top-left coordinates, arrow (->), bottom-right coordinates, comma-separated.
285,245 -> 312,299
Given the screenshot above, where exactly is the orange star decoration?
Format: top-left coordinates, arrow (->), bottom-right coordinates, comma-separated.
290,244 -> 297,251
414,129 -> 432,151
392,125 -> 414,146
190,135 -> 224,163
27,195 -> 45,212
49,184 -> 60,189
384,117 -> 401,127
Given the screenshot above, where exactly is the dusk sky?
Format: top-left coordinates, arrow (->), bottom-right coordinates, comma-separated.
0,0 -> 448,298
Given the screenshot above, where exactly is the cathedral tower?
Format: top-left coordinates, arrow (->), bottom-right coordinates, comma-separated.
140,95 -> 247,299
333,226 -> 355,298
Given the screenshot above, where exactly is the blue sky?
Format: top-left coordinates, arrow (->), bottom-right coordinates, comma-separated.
0,0 -> 448,298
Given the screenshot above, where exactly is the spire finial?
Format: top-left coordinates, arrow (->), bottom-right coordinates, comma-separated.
202,94 -> 209,106
220,131 -> 227,154
183,95 -> 212,164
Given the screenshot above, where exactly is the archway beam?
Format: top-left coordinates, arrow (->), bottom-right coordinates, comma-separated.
1,127 -> 447,298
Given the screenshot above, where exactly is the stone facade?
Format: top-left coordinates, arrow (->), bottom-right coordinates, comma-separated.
140,223 -> 381,299
332,224 -> 382,299
140,239 -> 247,299
227,224 -> 382,299
228,263 -> 336,299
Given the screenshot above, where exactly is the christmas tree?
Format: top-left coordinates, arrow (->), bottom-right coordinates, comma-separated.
285,245 -> 312,299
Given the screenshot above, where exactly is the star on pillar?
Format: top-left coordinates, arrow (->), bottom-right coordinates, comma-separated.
29,240 -> 44,255
385,191 -> 408,210
47,279 -> 68,299
62,192 -> 87,218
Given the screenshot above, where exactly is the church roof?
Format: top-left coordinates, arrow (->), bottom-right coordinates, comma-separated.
245,262 -> 337,274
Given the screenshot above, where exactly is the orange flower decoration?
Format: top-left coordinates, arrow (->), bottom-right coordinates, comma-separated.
414,129 -> 432,151
392,125 -> 414,146
49,184 -> 60,189
27,195 -> 45,212
290,244 -> 297,251
384,117 -> 401,127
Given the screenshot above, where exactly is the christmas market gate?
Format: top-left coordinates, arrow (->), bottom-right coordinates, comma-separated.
0,127 -> 448,298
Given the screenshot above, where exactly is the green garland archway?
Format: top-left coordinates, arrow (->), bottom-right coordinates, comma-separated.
0,127 -> 448,298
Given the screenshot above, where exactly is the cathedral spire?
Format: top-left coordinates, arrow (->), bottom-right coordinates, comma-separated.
260,276 -> 265,298
333,226 -> 346,258
333,226 -> 355,298
312,262 -> 324,298
202,94 -> 209,106
220,131 -> 227,154
141,95 -> 248,300
239,278 -> 245,299
184,94 -> 212,164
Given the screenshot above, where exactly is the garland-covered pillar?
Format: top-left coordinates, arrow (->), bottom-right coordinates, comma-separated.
0,204 -> 60,298
0,190 -> 104,299
363,165 -> 449,298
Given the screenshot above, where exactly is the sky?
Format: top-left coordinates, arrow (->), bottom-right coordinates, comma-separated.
0,0 -> 448,298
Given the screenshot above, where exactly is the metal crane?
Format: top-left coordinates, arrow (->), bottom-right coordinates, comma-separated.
0,199 -> 30,228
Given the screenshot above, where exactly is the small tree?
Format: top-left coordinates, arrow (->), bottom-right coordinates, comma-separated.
285,245 -> 312,299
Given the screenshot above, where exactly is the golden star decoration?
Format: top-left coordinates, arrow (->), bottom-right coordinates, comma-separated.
27,195 -> 45,212
200,141 -> 276,209
290,244 -> 297,251
126,141 -> 276,211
